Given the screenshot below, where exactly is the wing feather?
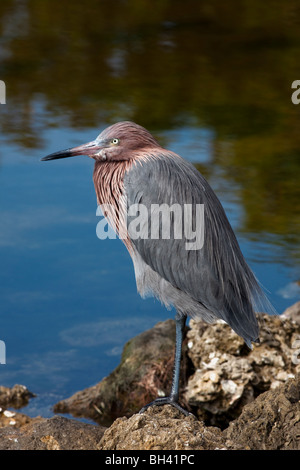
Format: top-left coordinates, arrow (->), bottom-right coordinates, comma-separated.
124,151 -> 272,344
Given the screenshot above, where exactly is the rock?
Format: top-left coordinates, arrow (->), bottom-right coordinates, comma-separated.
282,301 -> 300,323
1,309 -> 300,450
0,377 -> 299,450
0,415 -> 106,450
224,374 -> 300,450
98,405 -> 225,450
0,385 -> 106,449
185,314 -> 300,427
53,313 -> 300,429
54,319 -> 190,426
0,408 -> 41,429
0,384 -> 35,409
99,374 -> 300,450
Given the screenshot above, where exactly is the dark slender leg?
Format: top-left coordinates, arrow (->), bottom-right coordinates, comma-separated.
169,313 -> 186,402
139,313 -> 190,416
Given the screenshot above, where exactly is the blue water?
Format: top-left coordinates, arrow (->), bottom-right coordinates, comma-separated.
0,118 -> 299,419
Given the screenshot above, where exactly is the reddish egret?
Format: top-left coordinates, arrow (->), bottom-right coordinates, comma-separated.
42,121 -> 271,415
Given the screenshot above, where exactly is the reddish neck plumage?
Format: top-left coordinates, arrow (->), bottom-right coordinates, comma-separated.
93,148 -> 162,251
93,159 -> 133,251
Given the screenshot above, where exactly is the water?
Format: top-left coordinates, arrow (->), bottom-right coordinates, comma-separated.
0,0 -> 299,419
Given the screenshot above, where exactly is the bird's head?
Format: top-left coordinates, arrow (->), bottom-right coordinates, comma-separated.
41,121 -> 160,163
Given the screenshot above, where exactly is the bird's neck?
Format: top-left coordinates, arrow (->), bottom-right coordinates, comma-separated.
93,160 -> 133,250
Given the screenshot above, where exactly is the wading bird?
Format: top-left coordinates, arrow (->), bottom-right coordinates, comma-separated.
42,121 -> 272,415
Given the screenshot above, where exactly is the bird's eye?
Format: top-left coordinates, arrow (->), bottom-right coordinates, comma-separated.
111,138 -> 119,145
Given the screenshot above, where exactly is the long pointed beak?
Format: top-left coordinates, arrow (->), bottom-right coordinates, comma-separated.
41,140 -> 102,161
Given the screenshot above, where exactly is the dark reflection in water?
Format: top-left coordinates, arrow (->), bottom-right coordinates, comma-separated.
0,0 -> 299,250
0,0 -> 299,417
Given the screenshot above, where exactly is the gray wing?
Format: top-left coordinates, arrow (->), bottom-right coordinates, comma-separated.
124,151 -> 269,345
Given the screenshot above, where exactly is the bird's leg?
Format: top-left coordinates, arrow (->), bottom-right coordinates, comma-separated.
139,313 -> 190,416
169,313 -> 186,403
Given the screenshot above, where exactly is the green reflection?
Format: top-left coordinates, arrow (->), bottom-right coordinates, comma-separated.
0,0 -> 299,259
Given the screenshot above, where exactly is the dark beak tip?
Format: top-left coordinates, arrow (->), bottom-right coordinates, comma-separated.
40,148 -> 73,162
40,140 -> 98,162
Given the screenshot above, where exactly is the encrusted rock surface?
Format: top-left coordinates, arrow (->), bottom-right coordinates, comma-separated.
185,313 -> 300,426
53,307 -> 300,429
98,374 -> 300,450
0,375 -> 299,450
282,300 -> 300,323
0,302 -> 300,450
0,415 -> 106,450
98,404 -> 224,450
224,375 -> 300,450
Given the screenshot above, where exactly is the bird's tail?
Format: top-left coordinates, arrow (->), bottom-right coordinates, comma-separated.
218,255 -> 277,348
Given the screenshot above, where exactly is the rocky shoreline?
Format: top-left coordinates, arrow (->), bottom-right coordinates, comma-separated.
0,301 -> 299,450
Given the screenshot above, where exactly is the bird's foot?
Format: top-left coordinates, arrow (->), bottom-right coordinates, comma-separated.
139,396 -> 191,416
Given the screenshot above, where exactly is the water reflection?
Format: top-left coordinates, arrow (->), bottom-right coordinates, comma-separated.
0,0 -> 299,252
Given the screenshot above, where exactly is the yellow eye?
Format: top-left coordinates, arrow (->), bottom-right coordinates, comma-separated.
111,138 -> 119,145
